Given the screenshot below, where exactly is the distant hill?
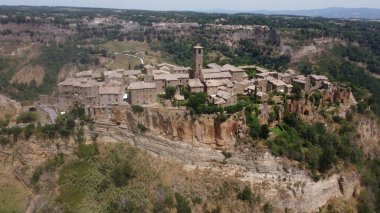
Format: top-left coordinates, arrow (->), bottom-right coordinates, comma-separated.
208,7 -> 380,20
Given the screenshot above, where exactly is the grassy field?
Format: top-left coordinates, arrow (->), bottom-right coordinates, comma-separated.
100,41 -> 150,53
107,55 -> 141,70
100,40 -> 170,66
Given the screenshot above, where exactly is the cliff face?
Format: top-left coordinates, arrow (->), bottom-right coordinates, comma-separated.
111,107 -> 244,149
94,123 -> 360,212
288,86 -> 352,121
106,86 -> 353,149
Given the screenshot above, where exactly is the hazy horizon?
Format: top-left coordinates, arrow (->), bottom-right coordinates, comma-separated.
1,0 -> 380,11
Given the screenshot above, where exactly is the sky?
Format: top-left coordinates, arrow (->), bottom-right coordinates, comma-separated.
0,0 -> 380,11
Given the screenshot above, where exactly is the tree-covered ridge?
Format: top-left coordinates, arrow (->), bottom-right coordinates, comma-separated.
296,44 -> 380,117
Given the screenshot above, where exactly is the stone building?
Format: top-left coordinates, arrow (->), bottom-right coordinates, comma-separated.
99,86 -> 123,107
128,82 -> 157,105
188,79 -> 205,93
74,81 -> 102,105
58,78 -> 77,95
209,90 -> 237,107
205,79 -> 234,96
310,75 -> 329,88
221,64 -> 248,82
235,79 -> 255,94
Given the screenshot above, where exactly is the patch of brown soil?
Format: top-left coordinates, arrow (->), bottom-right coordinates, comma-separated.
11,65 -> 45,86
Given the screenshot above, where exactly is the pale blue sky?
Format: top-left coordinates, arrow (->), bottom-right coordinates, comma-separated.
0,0 -> 379,11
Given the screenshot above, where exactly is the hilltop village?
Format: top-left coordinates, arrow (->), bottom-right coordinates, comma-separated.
54,45 -> 333,115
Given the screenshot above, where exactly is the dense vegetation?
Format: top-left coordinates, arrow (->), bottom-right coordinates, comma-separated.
0,104 -> 91,144
297,44 -> 380,116
269,113 -> 362,174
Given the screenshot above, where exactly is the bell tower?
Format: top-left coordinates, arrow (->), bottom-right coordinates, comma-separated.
193,45 -> 203,79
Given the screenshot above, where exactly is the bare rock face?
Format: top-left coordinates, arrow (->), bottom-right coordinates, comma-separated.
356,116 -> 380,157
0,95 -> 22,120
111,107 -> 242,149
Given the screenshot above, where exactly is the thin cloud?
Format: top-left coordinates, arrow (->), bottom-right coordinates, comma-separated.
0,0 -> 379,10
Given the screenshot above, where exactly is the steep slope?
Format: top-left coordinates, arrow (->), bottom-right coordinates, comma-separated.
0,95 -> 21,120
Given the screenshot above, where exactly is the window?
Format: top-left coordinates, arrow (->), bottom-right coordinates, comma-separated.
198,49 -> 201,54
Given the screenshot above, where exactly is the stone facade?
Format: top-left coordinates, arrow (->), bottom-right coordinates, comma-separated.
128,82 -> 157,105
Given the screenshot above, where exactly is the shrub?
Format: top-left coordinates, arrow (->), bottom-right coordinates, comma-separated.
263,202 -> 274,213
10,127 -> 22,142
191,196 -> 202,205
131,105 -> 144,113
0,119 -> 9,128
24,123 -> 35,140
0,136 -> 11,145
216,113 -> 228,123
137,123 -> 148,133
45,153 -> 65,172
222,151 -> 232,159
175,193 -> 191,213
96,178 -> 110,193
237,186 -> 253,202
111,163 -> 134,187
76,142 -> 98,159
16,111 -> 38,123
31,166 -> 42,185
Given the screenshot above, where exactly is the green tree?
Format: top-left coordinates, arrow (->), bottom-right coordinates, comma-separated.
165,86 -> 177,99
187,92 -> 207,111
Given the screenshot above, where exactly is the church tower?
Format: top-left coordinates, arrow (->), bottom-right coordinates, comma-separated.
193,45 -> 203,79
